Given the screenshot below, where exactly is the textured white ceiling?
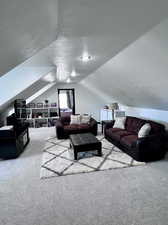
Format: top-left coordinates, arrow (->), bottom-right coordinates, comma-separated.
0,0 -> 58,76
80,19 -> 168,110
53,0 -> 168,83
1,0 -> 168,112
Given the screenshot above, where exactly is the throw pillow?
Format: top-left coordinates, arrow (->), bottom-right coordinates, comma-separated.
70,115 -> 81,125
113,117 -> 126,129
81,115 -> 91,124
138,123 -> 151,138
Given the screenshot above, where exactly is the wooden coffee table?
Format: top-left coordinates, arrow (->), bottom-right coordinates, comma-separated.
69,133 -> 102,160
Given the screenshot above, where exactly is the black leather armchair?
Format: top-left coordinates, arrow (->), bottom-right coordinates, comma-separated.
0,114 -> 30,159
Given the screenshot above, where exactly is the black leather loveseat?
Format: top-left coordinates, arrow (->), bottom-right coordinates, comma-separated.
0,114 -> 30,159
104,116 -> 167,162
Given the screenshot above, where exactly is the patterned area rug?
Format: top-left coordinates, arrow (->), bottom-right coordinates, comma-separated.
40,134 -> 145,179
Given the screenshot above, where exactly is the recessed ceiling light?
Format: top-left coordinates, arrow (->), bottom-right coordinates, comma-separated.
66,77 -> 71,83
71,70 -> 76,77
80,52 -> 92,62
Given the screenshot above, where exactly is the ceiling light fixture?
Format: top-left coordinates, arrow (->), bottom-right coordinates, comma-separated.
71,70 -> 76,77
80,52 -> 92,62
66,77 -> 71,83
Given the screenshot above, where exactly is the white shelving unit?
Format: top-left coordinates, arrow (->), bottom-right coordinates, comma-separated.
100,109 -> 125,121
100,109 -> 113,121
17,107 -> 59,127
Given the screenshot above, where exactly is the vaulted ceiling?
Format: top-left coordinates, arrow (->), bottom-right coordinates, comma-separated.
1,0 -> 168,111
81,18 -> 168,110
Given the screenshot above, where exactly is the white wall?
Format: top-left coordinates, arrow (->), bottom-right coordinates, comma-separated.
121,105 -> 168,128
20,79 -> 168,130
33,82 -> 116,121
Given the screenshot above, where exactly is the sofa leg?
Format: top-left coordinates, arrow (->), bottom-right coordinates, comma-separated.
97,148 -> 102,157
74,151 -> 78,160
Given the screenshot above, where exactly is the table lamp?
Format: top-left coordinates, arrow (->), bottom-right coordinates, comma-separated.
108,103 -> 119,120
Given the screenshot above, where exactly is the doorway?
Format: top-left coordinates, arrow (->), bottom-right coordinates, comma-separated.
58,89 -> 75,117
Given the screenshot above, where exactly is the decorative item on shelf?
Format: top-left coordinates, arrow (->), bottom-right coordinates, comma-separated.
37,103 -> 43,108
108,102 -> 119,120
50,112 -> 58,117
51,102 -> 57,107
27,112 -> 31,119
37,113 -> 43,118
27,103 -> 36,108
44,100 -> 49,108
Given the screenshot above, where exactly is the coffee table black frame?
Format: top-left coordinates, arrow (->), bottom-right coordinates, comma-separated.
69,133 -> 102,160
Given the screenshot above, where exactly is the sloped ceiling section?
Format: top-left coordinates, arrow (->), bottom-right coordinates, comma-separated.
0,79 -> 53,113
0,0 -> 58,77
0,39 -> 58,111
0,66 -> 51,105
55,0 -> 168,83
80,19 -> 168,111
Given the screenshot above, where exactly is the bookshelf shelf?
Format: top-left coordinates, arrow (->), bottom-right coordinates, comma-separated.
14,100 -> 59,127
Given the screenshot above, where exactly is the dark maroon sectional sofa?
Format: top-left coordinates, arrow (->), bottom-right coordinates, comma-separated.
104,116 -> 167,162
56,116 -> 97,139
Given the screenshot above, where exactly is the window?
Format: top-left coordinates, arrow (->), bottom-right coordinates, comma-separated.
59,93 -> 68,108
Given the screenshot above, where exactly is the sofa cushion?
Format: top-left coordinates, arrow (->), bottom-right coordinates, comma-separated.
105,128 -> 123,137
113,117 -> 126,129
64,124 -> 90,134
111,130 -> 133,141
81,115 -> 91,124
111,128 -> 124,133
78,124 -> 90,130
125,117 -> 146,134
121,135 -> 138,148
70,115 -> 81,125
64,124 -> 79,132
147,120 -> 165,134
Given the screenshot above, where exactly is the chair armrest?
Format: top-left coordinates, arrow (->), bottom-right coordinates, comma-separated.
0,137 -> 16,142
0,129 -> 15,138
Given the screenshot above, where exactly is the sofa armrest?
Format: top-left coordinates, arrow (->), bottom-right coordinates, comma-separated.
90,118 -> 97,126
135,132 -> 167,161
104,121 -> 115,130
137,133 -> 166,145
56,119 -> 64,128
56,119 -> 64,139
90,118 -> 98,135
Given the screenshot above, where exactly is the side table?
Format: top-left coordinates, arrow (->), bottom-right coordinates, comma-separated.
101,120 -> 114,134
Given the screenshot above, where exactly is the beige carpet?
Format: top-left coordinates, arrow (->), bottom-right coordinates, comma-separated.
40,134 -> 145,179
2,128 -> 168,225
